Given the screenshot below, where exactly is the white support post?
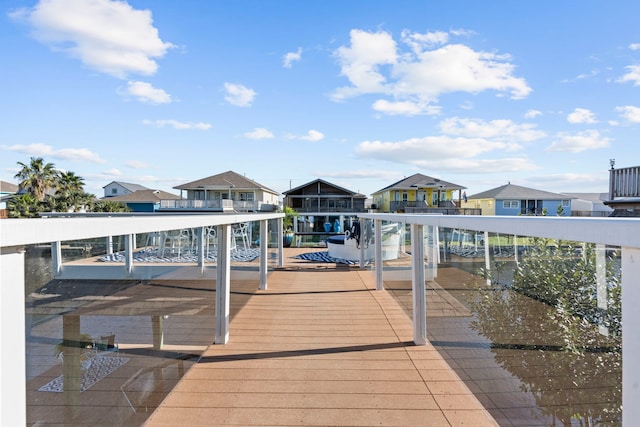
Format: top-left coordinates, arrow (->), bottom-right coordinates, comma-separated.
124,234 -> 134,275
277,218 -> 284,268
215,225 -> 231,344
375,219 -> 383,290
1,246 -> 26,427
411,224 -> 427,345
51,240 -> 63,276
622,246 -> 640,427
425,226 -> 435,281
595,244 -> 608,336
259,219 -> 268,290
107,235 -> 113,255
484,231 -> 491,286
514,235 -> 519,264
196,227 -> 205,274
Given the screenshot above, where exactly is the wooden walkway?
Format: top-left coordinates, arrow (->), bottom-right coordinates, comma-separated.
144,267 -> 497,426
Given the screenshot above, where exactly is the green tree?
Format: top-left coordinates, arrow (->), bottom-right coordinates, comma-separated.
14,157 -> 58,202
54,171 -> 88,211
8,193 -> 41,218
93,200 -> 130,212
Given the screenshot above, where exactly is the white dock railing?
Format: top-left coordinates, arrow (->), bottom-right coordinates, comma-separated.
359,213 -> 639,427
1,213 -> 638,425
0,212 -> 284,427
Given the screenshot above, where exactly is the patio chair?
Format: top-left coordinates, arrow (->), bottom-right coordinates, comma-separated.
232,222 -> 250,251
205,226 -> 217,258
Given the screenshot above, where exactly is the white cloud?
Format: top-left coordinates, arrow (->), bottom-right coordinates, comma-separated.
283,47 -> 302,68
372,99 -> 440,116
102,168 -> 122,176
619,65 -> 640,86
10,0 -> 174,78
524,109 -> 542,119
615,105 -> 640,123
298,130 -> 325,141
400,29 -> 448,53
126,81 -> 172,104
355,134 -> 538,173
1,143 -> 106,163
142,119 -> 211,130
545,130 -> 610,153
629,43 -> 640,51
439,117 -> 546,143
224,82 -> 256,107
331,29 -> 531,116
125,160 -> 150,169
567,108 -> 597,124
244,128 -> 274,139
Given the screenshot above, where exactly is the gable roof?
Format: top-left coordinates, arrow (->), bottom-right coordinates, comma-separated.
372,173 -> 466,195
101,189 -> 179,202
174,170 -> 279,195
103,181 -> 149,192
0,180 -> 19,193
282,178 -> 366,198
469,183 -> 571,200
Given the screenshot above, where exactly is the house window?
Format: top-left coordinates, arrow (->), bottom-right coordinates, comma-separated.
503,200 -> 519,209
111,188 -> 117,195
239,192 -> 254,202
402,192 -> 408,202
562,199 -> 570,207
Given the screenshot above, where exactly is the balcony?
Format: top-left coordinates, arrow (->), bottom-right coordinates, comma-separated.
390,200 -> 480,215
607,165 -> 640,216
2,213 -> 639,426
159,199 -> 276,212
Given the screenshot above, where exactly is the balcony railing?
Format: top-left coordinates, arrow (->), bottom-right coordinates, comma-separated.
159,199 -> 275,212
609,165 -> 640,199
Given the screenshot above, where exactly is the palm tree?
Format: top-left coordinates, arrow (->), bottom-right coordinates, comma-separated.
8,193 -> 40,218
55,171 -> 86,211
14,157 -> 58,202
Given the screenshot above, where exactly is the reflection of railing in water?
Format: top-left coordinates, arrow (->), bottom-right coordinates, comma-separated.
121,353 -> 197,413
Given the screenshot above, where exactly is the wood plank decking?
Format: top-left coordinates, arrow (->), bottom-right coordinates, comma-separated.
144,268 -> 497,426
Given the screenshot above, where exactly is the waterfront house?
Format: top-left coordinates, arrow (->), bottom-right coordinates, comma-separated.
163,170 -> 279,212
101,189 -> 180,212
103,181 -> 149,198
604,163 -> 640,217
281,179 -> 368,240
371,173 -> 468,213
462,183 -> 572,216
282,179 -> 367,213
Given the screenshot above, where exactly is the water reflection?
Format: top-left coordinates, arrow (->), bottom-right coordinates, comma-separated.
24,246 -> 218,426
426,261 -> 621,426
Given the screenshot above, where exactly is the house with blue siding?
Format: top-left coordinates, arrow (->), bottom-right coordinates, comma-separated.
461,183 -> 573,216
102,189 -> 180,212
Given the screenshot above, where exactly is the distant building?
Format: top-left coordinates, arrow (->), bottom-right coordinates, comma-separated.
0,180 -> 19,218
103,181 -> 149,198
462,183 -> 572,216
561,193 -> 612,217
604,163 -> 640,217
371,173 -> 468,214
163,170 -> 280,212
282,179 -> 367,213
103,189 -> 180,213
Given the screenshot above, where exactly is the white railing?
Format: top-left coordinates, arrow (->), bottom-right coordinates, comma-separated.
609,165 -> 640,199
0,212 -> 284,427
359,213 -> 640,427
159,199 -> 266,211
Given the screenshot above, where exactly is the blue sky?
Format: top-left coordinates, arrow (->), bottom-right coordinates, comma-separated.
2,0 -> 639,199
